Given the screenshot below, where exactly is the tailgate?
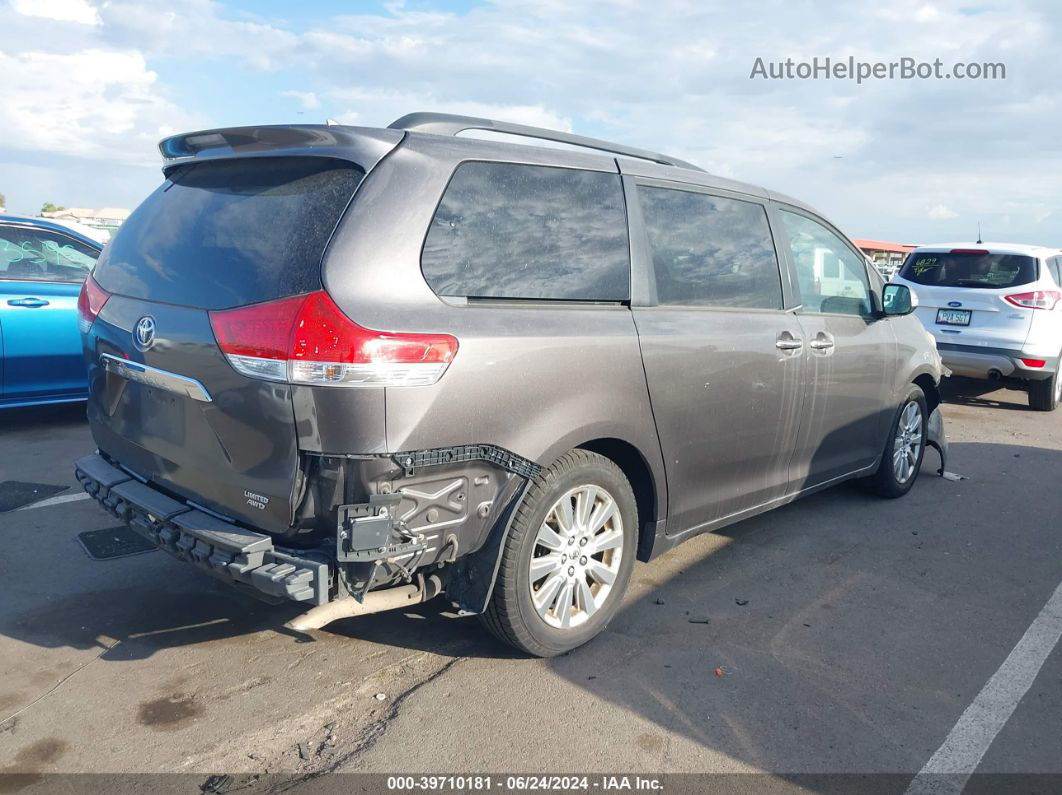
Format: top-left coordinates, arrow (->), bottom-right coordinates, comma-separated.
912,285 -> 1034,349
83,152 -> 385,535
87,295 -> 301,534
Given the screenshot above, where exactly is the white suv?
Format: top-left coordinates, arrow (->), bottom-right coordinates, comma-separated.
892,243 -> 1062,411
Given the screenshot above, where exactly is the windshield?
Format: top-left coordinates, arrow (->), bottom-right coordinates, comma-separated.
899,251 -> 1038,289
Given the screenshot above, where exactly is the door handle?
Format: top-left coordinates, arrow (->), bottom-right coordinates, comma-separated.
775,333 -> 803,351
809,334 -> 835,351
7,297 -> 50,308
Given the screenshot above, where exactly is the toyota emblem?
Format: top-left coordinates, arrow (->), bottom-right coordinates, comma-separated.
133,316 -> 157,351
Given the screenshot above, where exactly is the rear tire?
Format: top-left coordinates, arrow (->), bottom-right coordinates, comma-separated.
480,449 -> 637,657
864,387 -> 927,499
1028,368 -> 1061,412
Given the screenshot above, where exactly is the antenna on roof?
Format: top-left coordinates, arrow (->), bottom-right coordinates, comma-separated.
976,221 -> 983,245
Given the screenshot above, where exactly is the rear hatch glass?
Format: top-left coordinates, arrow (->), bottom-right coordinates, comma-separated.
94,156 -> 363,308
87,156 -> 364,534
899,251 -> 1037,289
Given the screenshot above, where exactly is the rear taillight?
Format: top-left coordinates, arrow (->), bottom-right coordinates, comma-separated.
1020,358 -> 1047,368
209,291 -> 459,387
77,275 -> 111,334
1004,290 -> 1061,310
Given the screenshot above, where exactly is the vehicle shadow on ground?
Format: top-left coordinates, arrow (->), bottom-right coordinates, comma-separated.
941,376 -> 1031,412
538,440 -> 1062,778
0,402 -> 87,431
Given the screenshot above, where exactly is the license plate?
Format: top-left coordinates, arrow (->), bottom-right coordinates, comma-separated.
936,309 -> 971,326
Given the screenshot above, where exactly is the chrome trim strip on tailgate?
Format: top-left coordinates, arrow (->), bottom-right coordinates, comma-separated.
100,353 -> 212,403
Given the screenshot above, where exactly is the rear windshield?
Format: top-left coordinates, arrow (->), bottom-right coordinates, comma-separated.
95,157 -> 363,309
899,251 -> 1038,289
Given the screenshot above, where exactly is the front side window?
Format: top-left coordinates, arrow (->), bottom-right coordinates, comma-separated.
637,186 -> 782,309
421,162 -> 630,301
0,226 -> 98,282
778,210 -> 873,317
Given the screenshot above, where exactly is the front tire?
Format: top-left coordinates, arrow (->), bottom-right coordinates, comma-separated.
480,449 -> 637,657
864,387 -> 927,498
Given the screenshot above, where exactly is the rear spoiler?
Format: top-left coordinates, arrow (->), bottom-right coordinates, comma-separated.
157,124 -> 404,172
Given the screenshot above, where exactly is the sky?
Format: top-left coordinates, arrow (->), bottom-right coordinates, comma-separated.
0,0 -> 1059,246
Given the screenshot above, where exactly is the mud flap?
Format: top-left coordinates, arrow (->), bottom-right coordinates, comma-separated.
445,479 -> 531,615
927,406 -> 948,476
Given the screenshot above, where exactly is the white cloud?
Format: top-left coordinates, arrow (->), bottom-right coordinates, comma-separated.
282,90 -> 321,110
0,48 -> 192,163
11,0 -> 99,25
928,204 -> 959,220
0,0 -> 1060,243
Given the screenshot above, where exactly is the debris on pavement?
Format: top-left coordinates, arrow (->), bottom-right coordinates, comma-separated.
374,692 -> 387,701
941,471 -> 967,481
714,667 -> 724,677
735,598 -> 749,606
297,742 -> 310,761
687,617 -> 711,624
200,774 -> 232,793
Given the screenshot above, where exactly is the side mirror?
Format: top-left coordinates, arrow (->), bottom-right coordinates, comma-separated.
882,283 -> 917,316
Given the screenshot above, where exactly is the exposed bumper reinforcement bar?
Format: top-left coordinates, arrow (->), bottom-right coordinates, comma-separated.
74,454 -> 329,605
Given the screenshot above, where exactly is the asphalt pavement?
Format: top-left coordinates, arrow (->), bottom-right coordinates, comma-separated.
1,378 -> 1060,792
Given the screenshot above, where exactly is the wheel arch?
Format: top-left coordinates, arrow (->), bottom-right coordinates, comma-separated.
912,372 -> 941,414
572,437 -> 663,563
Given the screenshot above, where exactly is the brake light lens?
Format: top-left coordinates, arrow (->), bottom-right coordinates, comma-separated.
209,291 -> 459,387
1004,290 -> 1061,311
77,275 -> 111,334
1020,358 -> 1046,368
949,248 -> 989,256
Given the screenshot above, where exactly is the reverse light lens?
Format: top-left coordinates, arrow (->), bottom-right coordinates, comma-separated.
209,291 -> 459,387
77,275 -> 111,334
1004,290 -> 1061,311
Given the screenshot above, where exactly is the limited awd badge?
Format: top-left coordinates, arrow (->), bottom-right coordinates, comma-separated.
133,316 -> 156,351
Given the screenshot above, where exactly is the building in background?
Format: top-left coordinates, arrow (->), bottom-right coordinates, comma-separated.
40,207 -> 130,243
853,238 -> 917,280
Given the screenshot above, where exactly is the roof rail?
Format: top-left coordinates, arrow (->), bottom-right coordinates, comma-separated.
389,112 -> 705,172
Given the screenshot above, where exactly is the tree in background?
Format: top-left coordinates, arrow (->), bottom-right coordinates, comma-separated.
41,202 -> 66,214
0,192 -> 6,209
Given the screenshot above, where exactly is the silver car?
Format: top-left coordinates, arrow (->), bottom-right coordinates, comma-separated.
75,113 -> 947,656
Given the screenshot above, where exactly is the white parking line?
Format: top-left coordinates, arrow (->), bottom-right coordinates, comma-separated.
15,492 -> 91,511
905,578 -> 1062,795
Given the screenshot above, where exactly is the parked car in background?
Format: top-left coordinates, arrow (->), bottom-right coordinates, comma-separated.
893,243 -> 1062,411
0,215 -> 102,408
76,114 -> 947,656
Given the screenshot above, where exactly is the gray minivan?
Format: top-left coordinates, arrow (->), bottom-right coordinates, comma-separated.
75,113 -> 947,656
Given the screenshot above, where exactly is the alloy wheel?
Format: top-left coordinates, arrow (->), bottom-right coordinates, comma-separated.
892,401 -> 924,484
528,485 -> 624,629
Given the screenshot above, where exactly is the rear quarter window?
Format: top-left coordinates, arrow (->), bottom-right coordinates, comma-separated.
900,251 -> 1038,289
95,157 -> 363,309
421,161 -> 630,301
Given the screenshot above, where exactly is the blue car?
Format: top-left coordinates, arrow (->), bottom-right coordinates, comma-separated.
0,215 -> 102,408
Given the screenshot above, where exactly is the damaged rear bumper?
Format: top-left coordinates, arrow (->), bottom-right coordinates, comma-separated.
74,453 -> 330,606
927,406 -> 948,476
